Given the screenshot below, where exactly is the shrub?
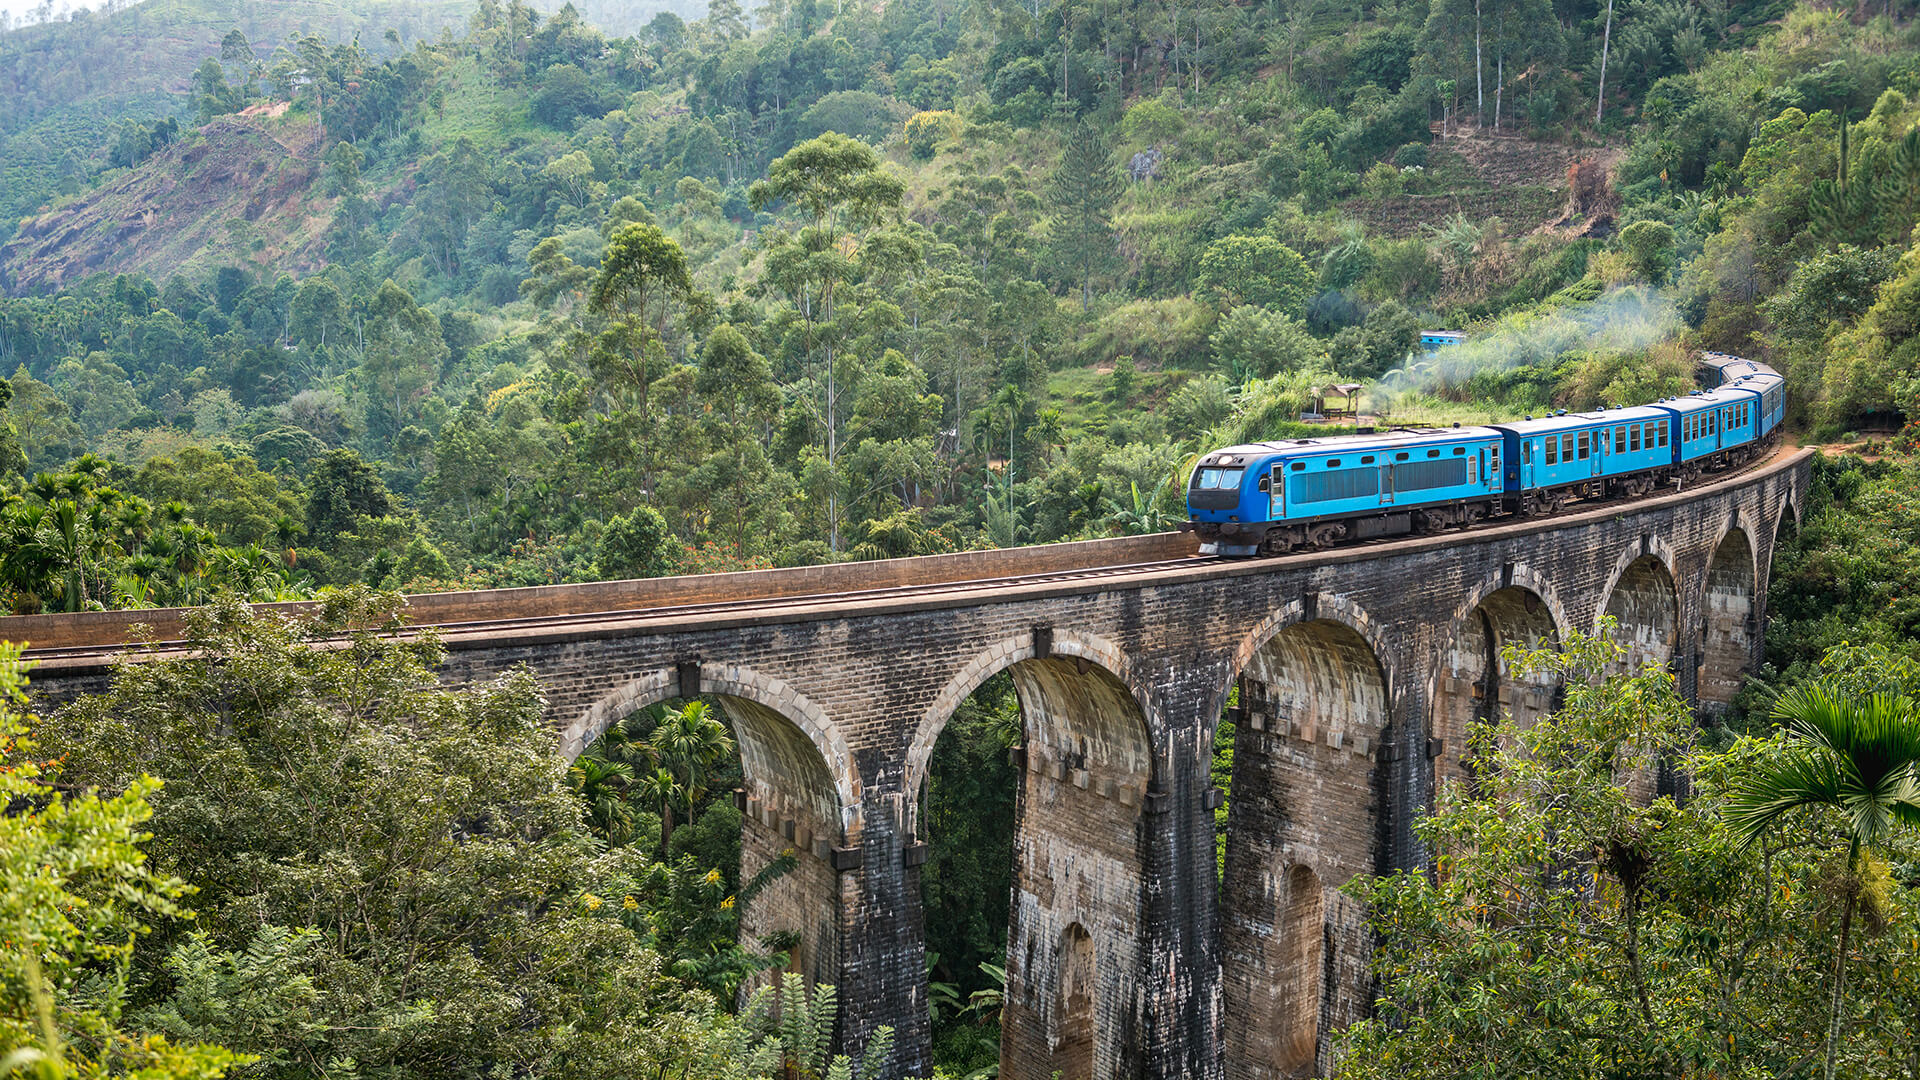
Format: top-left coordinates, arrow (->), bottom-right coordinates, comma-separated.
904,110 -> 961,159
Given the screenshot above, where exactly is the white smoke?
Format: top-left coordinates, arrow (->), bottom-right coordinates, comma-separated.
1374,286 -> 1681,401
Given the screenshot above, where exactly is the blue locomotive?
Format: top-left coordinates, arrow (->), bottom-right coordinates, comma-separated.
1185,354 -> 1785,556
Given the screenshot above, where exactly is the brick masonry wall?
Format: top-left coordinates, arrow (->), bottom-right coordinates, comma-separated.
22,453 -> 1811,1080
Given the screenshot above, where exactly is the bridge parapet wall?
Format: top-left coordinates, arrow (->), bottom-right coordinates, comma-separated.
0,531 -> 1197,652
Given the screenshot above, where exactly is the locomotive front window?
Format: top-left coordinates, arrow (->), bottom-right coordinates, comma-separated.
1195,467 -> 1243,490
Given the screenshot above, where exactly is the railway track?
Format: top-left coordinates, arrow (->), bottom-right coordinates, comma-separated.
17,555 -> 1224,664
17,443 -> 1799,667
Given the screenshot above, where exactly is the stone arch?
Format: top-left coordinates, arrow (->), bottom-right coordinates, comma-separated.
905,628 -> 1145,805
1698,525 -> 1758,713
562,664 -> 859,994
1214,593 -> 1395,744
562,663 -> 862,837
1220,600 -> 1391,1080
906,631 -> 1152,1080
1596,540 -> 1680,675
1427,567 -> 1567,792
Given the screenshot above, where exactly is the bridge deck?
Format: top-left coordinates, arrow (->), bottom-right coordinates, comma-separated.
6,447 -> 1811,670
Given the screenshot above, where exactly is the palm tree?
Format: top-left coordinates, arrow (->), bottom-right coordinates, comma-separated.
650,700 -> 734,826
636,767 -> 684,861
568,756 -> 636,845
270,514 -> 303,568
1726,683 -> 1920,1080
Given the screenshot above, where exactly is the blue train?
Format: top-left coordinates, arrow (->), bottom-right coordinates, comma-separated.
1184,354 -> 1785,556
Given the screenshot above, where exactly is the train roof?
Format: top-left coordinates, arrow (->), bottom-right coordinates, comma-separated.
1204,427 -> 1503,461
1699,351 -> 1765,372
1490,405 -> 1669,436
1654,382 -> 1771,414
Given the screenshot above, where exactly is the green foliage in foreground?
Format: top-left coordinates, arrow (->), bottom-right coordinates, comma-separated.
32,594 -> 755,1080
1766,450 -> 1920,688
0,639 -> 251,1079
1335,630 -> 1920,1080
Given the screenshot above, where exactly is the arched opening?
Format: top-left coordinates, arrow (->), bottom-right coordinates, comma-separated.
917,672 -> 1020,1076
1430,586 -> 1562,793
1600,555 -> 1680,802
1698,529 -> 1756,714
1602,555 -> 1679,676
1050,924 -> 1096,1080
723,696 -> 845,994
1278,866 -> 1325,1076
566,683 -> 848,1004
912,641 -> 1151,1080
1221,617 -> 1388,1080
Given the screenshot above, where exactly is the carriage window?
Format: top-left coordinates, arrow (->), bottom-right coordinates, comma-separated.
1578,431 -> 1590,459
1630,425 -> 1641,452
1327,459 -> 1340,467
1615,426 -> 1627,454
1454,447 -> 1465,455
1361,456 -> 1375,464
1709,411 -> 1717,436
1563,433 -> 1575,459
1427,449 -> 1440,458
1658,422 -> 1669,447
1522,441 -> 1533,465
1291,462 -> 1305,471
1396,452 -> 1409,461
1545,437 -> 1559,464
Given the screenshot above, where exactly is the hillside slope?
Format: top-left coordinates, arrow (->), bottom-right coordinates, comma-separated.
0,115 -> 330,292
0,0 -> 690,223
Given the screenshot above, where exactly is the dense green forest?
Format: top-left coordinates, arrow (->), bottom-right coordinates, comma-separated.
5,0 -> 1920,1076
6,0 -> 1920,613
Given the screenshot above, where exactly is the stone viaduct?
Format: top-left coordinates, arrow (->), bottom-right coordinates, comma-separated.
10,449 -> 1812,1080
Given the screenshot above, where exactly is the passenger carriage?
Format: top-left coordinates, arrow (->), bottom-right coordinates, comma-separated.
1185,354 -> 1786,556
